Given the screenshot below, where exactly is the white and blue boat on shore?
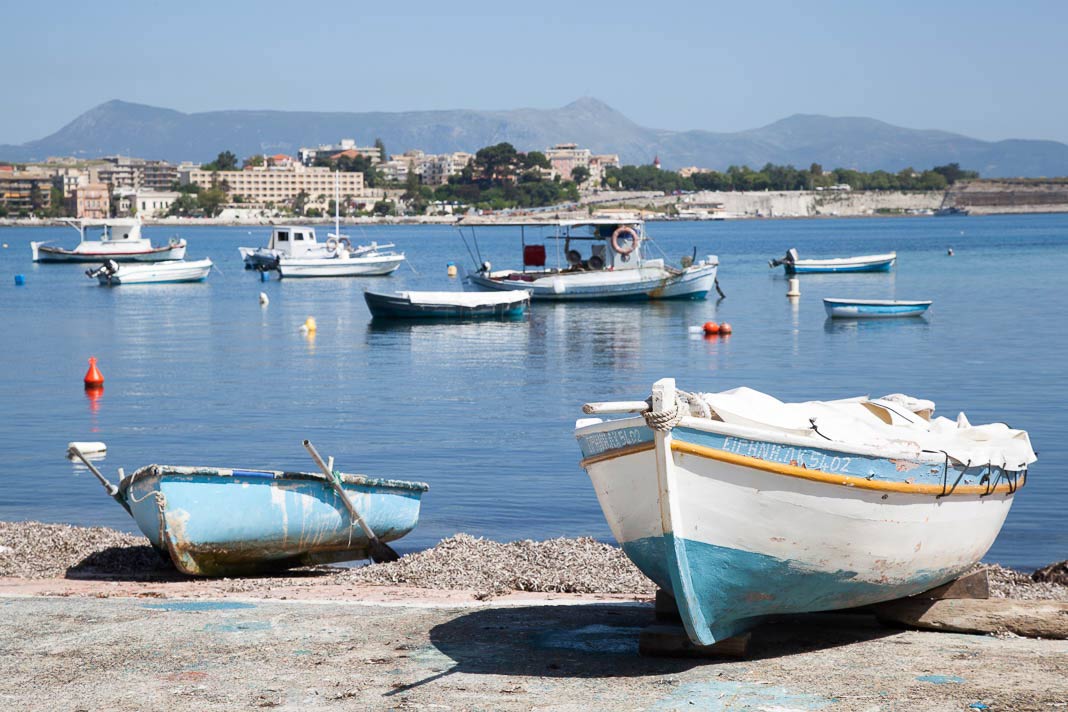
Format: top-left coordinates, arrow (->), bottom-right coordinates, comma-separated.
824,297 -> 932,319
68,442 -> 428,576
576,378 -> 1035,646
463,219 -> 718,301
770,248 -> 896,274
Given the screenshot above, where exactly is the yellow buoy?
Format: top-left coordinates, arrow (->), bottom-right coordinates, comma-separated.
303,316 -> 317,333
447,265 -> 458,277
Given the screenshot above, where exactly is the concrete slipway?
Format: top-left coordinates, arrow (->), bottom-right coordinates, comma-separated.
0,580 -> 1065,711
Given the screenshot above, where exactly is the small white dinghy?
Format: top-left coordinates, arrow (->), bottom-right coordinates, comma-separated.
87,258 -> 213,285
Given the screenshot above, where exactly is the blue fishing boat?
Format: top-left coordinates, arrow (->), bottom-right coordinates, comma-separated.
68,442 -> 428,576
770,248 -> 896,274
364,290 -> 530,320
824,298 -> 932,318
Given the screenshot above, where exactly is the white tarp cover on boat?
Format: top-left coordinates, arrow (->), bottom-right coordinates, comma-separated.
397,291 -> 529,307
693,387 -> 1036,470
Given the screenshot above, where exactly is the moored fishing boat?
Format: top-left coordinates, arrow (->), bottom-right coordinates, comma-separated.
824,297 -> 932,318
364,289 -> 530,320
31,218 -> 186,263
87,258 -> 214,285
463,219 -> 719,301
67,441 -> 428,576
576,378 -> 1035,646
770,248 -> 896,274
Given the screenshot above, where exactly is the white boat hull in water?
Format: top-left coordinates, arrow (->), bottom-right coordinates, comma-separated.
94,258 -> 213,285
277,253 -> 405,278
468,261 -> 717,301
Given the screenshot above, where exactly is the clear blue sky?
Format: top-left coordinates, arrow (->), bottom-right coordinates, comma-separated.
5,0 -> 1066,145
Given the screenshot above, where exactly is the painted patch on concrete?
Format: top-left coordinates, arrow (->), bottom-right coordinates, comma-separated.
916,675 -> 965,685
652,680 -> 833,711
143,601 -> 256,612
534,624 -> 643,655
203,620 -> 272,633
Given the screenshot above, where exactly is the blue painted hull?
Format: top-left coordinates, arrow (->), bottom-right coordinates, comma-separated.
622,534 -> 963,643
824,299 -> 932,318
786,260 -> 894,274
120,466 -> 428,576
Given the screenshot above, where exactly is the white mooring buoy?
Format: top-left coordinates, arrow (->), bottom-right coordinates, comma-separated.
786,278 -> 801,297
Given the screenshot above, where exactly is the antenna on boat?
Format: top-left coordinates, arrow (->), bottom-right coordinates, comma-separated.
334,170 -> 340,238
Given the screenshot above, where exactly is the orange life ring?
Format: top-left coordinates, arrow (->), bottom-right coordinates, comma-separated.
611,225 -> 639,255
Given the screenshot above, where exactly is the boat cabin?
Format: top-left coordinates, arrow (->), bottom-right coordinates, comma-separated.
265,226 -> 327,257
66,218 -> 145,245
466,219 -> 656,278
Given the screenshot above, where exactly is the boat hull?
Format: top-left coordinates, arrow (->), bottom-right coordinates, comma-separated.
121,466 -> 428,576
364,291 -> 529,320
784,253 -> 895,274
33,242 -> 187,263
467,263 -> 717,301
824,299 -> 932,318
97,259 -> 213,285
577,417 -> 1022,645
277,255 -> 404,278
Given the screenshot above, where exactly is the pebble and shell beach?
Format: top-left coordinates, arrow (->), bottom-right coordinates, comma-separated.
1,520 -> 1065,601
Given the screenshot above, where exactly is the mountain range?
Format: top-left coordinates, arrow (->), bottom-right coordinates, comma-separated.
2,98 -> 1066,178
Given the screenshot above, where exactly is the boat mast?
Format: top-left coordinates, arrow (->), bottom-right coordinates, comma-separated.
334,170 -> 340,237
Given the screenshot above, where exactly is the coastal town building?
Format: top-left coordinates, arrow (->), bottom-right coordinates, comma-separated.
299,139 -> 382,166
121,189 -> 180,218
544,144 -> 620,184
179,162 -> 365,212
66,182 -> 110,219
0,169 -> 53,213
92,157 -> 177,191
420,152 -> 474,186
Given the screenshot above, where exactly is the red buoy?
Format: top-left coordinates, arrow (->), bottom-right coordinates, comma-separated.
84,357 -> 104,388
719,323 -> 733,335
703,321 -> 720,335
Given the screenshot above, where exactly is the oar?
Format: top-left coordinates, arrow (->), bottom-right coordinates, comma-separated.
67,445 -> 131,515
302,439 -> 399,564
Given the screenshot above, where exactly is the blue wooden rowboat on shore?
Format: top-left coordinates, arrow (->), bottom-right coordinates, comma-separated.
68,443 -> 428,576
364,290 -> 530,320
770,248 -> 896,274
824,298 -> 932,318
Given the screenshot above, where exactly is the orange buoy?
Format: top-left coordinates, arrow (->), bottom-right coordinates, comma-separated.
719,322 -> 733,335
703,321 -> 720,335
84,357 -> 104,388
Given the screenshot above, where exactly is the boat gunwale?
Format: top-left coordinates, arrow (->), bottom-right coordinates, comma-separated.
823,298 -> 932,307
791,252 -> 897,266
118,464 -> 429,495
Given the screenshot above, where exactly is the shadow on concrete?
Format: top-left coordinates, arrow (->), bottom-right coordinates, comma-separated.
384,604 -> 897,694
64,545 -> 341,582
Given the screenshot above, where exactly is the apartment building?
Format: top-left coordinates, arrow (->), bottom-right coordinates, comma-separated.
92,156 -> 177,191
544,144 -> 619,184
0,169 -> 53,213
66,182 -> 110,219
299,139 -> 382,166
420,152 -> 474,186
179,163 -> 365,211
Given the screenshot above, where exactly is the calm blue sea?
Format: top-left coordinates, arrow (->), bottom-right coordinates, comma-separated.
0,215 -> 1064,570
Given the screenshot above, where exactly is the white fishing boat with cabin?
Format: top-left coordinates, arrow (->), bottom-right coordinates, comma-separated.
577,378 -> 1035,646
31,218 -> 186,263
463,219 -> 719,301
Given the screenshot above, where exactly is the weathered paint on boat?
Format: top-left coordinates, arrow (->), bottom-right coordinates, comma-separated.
576,380 -> 1029,646
823,298 -> 932,318
120,465 -> 428,576
466,263 -> 717,301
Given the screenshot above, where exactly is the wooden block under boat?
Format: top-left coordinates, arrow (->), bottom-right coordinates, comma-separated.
639,625 -> 751,659
873,598 -> 1068,639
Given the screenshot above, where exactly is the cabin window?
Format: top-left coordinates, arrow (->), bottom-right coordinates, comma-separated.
294,232 -> 305,241
277,232 -> 289,241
